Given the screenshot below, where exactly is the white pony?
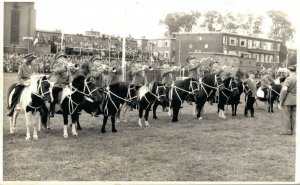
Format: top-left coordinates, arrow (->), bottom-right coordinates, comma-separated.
7,75 -> 52,140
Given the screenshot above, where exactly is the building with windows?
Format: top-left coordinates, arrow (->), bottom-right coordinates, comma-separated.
85,30 -> 101,37
173,32 -> 282,68
135,38 -> 175,62
4,2 -> 36,54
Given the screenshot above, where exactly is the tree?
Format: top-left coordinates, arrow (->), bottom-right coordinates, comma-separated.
267,10 -> 295,43
160,11 -> 201,36
237,14 -> 264,36
222,13 -> 239,33
267,10 -> 295,63
200,11 -> 223,31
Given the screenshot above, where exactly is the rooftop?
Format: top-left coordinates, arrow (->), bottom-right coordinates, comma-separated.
172,32 -> 282,42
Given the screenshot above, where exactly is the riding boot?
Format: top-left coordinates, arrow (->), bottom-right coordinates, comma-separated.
49,103 -> 55,117
250,110 -> 254,117
244,108 -> 248,117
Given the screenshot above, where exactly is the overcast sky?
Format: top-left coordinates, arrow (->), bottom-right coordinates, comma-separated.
32,0 -> 299,46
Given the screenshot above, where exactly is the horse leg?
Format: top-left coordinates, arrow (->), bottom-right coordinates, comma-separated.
76,116 -> 82,130
32,114 -> 39,140
9,116 -> 14,134
111,116 -> 117,133
25,113 -> 31,141
197,104 -> 203,120
153,101 -> 158,119
71,113 -> 79,136
231,104 -> 234,116
63,112 -> 69,138
144,106 -> 151,126
12,110 -> 19,133
101,115 -> 108,133
172,106 -> 179,122
234,104 -> 238,116
138,108 -> 143,127
271,100 -> 274,113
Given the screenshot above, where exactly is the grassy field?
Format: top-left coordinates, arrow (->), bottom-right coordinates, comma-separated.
3,73 -> 295,181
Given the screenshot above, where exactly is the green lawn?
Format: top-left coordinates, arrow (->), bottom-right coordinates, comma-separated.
3,73 -> 295,181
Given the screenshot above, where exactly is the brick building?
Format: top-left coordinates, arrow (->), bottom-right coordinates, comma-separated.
4,2 -> 36,54
173,32 -> 282,68
135,38 -> 175,62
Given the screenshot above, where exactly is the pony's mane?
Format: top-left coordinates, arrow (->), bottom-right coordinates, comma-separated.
202,74 -> 215,85
110,82 -> 129,92
175,78 -> 193,86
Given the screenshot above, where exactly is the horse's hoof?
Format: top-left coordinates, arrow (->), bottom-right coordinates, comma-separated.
198,117 -> 203,120
101,130 -> 106,134
153,116 -> 158,119
77,126 -> 82,131
138,121 -> 143,127
10,130 -> 14,134
172,119 -> 178,123
63,134 -> 68,139
112,129 -> 117,133
72,132 -> 78,137
26,136 -> 31,141
145,121 -> 149,126
33,135 -> 38,140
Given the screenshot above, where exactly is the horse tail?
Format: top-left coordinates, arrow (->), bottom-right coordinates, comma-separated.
7,83 -> 17,108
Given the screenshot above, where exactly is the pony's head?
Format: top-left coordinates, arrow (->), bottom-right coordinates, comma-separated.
85,76 -> 102,102
37,76 -> 52,103
228,78 -> 239,97
154,81 -> 168,108
215,74 -> 224,91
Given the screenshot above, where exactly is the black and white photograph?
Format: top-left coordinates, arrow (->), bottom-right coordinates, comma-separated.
1,0 -> 299,182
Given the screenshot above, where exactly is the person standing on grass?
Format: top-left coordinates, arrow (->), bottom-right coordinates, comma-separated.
278,65 -> 297,135
243,71 -> 257,117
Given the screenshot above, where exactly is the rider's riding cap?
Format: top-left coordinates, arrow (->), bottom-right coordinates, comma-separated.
54,51 -> 67,60
186,55 -> 195,63
287,65 -> 296,72
23,52 -> 37,64
90,55 -> 101,62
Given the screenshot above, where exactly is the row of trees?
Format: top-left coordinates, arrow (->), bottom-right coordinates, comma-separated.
160,10 -> 295,63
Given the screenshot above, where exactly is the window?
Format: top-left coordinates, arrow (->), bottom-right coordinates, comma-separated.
204,44 -> 208,49
189,44 -> 193,49
164,51 -> 169,58
165,41 -> 169,47
223,36 -> 227,45
248,40 -> 253,49
260,54 -> 265,62
269,55 -> 273,62
265,55 -> 269,63
229,37 -> 237,46
239,39 -> 247,47
253,40 -> 260,49
10,9 -> 20,44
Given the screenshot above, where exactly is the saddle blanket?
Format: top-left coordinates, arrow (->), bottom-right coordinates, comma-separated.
138,85 -> 150,99
257,87 -> 265,98
60,86 -> 73,104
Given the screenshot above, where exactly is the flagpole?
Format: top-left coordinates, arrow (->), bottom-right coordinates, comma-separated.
121,0 -> 127,81
109,35 -> 111,66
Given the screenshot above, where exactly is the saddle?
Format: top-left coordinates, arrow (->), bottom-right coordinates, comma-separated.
60,86 -> 73,104
257,87 -> 269,99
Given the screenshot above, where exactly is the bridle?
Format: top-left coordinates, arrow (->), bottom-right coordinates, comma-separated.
35,78 -> 51,100
27,77 -> 51,114
126,84 -> 137,103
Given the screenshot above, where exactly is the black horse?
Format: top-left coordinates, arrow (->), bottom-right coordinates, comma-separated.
100,82 -> 137,133
256,81 -> 282,113
195,74 -> 224,120
136,81 -> 167,126
169,78 -> 200,122
58,75 -> 101,138
218,77 -> 243,117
